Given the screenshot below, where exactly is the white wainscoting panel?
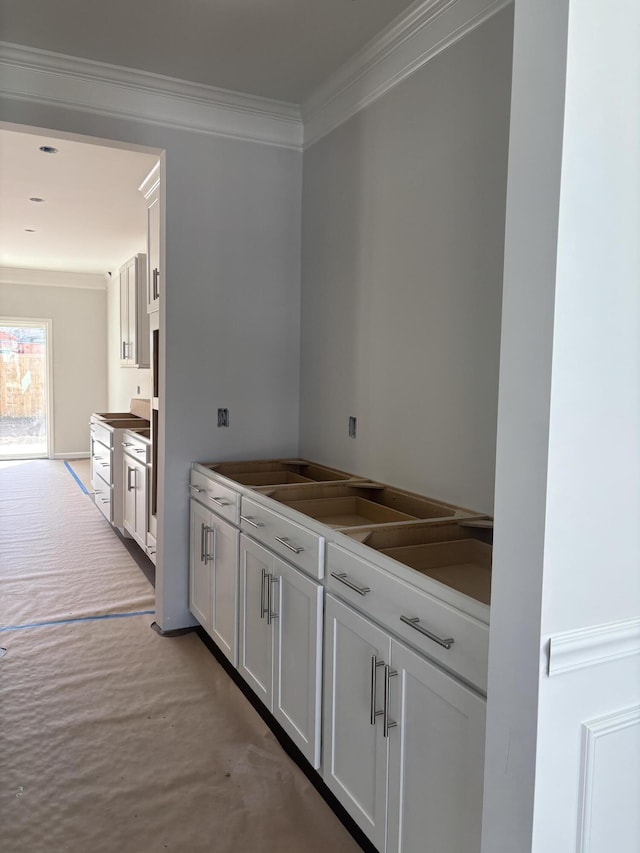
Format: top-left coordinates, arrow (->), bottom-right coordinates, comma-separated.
577,706 -> 640,853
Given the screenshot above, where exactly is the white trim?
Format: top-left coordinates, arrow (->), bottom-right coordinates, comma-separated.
0,41 -> 303,150
0,267 -> 108,290
54,452 -> 90,460
139,162 -> 160,200
302,0 -> 513,147
577,706 -> 640,853
548,618 -> 640,677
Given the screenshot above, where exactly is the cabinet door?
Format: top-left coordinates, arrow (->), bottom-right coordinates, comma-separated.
123,455 -> 137,536
189,500 -> 213,633
387,639 -> 486,853
119,264 -> 130,364
126,259 -> 137,364
272,556 -> 323,768
209,515 -> 239,667
323,594 -> 390,852
238,535 -> 273,707
133,459 -> 147,549
147,194 -> 160,312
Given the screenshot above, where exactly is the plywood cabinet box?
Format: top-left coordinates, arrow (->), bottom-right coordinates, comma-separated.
119,253 -> 149,367
188,458 -> 492,853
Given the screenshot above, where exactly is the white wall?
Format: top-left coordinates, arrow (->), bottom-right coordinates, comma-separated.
106,269 -> 151,410
0,278 -> 107,455
299,7 -> 513,515
483,1 -> 640,851
0,102 -> 303,630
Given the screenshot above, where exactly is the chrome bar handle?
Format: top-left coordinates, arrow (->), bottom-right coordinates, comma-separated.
152,268 -> 160,300
240,515 -> 264,529
200,522 -> 206,562
370,656 -> 385,725
189,484 -> 204,494
267,576 -> 279,625
274,536 -> 304,555
260,568 -> 269,620
209,496 -> 229,507
122,341 -> 126,359
400,616 -> 455,650
206,526 -> 216,565
330,572 -> 371,596
127,466 -> 135,492
122,442 -> 134,448
383,665 -> 398,738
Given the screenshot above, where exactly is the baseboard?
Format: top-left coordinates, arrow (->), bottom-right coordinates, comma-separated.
54,452 -> 90,459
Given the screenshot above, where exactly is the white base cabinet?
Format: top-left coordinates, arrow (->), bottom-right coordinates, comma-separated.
189,499 -> 239,666
323,594 -> 486,853
123,453 -> 147,549
239,534 -> 323,768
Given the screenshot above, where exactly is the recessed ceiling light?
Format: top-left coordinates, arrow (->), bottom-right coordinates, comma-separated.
29,197 -> 45,203
25,228 -> 36,232
39,145 -> 58,154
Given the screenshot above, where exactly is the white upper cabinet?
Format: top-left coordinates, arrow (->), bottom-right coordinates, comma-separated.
119,253 -> 149,367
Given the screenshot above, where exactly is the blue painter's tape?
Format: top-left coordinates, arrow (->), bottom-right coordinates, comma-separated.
64,460 -> 89,494
1,610 -> 156,632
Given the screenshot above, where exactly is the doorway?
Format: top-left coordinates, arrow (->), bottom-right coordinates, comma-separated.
0,318 -> 52,460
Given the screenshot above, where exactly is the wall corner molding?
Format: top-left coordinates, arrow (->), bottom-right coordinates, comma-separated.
548,618 -> 640,677
0,41 -> 303,150
0,267 -> 108,290
302,0 -> 513,147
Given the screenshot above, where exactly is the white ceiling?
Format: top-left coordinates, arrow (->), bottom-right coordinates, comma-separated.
0,0 -> 419,276
0,0 -> 419,104
0,129 -> 159,275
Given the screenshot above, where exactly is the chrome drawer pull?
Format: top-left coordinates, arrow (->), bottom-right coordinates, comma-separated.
330,572 -> 370,596
134,448 -> 146,454
274,536 -> 304,555
267,576 -> 279,625
240,515 -> 264,529
209,496 -> 229,507
189,484 -> 203,494
99,498 -> 109,505
122,442 -> 134,447
383,665 -> 398,738
370,656 -> 384,725
99,462 -> 109,468
260,568 -> 270,619
400,616 -> 455,650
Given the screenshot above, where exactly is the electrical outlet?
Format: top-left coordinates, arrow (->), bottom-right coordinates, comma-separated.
348,416 -> 357,438
217,408 -> 230,428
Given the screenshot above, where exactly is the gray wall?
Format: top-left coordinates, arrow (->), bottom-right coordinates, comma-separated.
0,103 -> 302,630
299,7 -> 513,515
0,280 -> 107,455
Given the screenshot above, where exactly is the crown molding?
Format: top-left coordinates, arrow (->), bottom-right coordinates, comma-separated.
0,267 -> 108,290
0,42 -> 303,150
548,618 -> 640,677
302,0 -> 513,148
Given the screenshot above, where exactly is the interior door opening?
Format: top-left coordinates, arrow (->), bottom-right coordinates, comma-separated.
0,318 -> 52,460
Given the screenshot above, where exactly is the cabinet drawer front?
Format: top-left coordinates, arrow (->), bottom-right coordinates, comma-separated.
240,496 -> 324,580
189,469 -> 239,525
93,450 -> 112,484
91,421 -> 112,449
122,435 -> 150,464
94,480 -> 112,522
326,543 -> 488,692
